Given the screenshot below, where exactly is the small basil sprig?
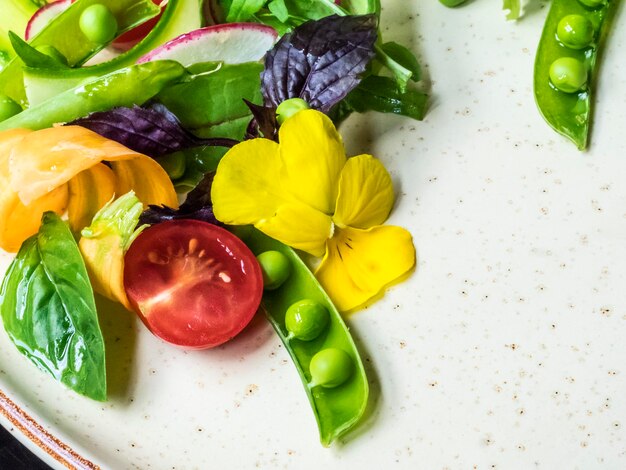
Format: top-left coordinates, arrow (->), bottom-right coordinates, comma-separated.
0,212 -> 106,401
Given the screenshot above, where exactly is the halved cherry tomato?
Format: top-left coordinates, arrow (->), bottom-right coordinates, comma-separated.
123,220 -> 263,349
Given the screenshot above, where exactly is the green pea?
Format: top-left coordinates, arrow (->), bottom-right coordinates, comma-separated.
256,250 -> 291,290
556,15 -> 594,49
309,348 -> 353,388
285,299 -> 329,341
35,45 -> 69,66
549,57 -> 587,93
577,0 -> 607,7
0,94 -> 22,122
276,98 -> 310,125
79,4 -> 118,44
438,0 -> 468,6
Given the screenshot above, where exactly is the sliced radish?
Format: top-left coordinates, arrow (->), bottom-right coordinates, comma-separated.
25,0 -> 71,41
137,23 -> 277,67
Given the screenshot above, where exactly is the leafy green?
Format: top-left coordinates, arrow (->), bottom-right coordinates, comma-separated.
267,0 -> 290,22
223,0 -> 266,21
8,32 -> 68,69
157,62 -> 263,137
379,41 -> 421,82
0,213 -> 106,401
345,75 -> 427,121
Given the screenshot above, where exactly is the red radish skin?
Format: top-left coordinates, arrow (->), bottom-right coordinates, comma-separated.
137,23 -> 277,66
25,0 -> 71,40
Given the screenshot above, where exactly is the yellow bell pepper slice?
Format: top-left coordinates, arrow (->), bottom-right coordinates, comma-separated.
68,164 -> 117,233
79,192 -> 146,310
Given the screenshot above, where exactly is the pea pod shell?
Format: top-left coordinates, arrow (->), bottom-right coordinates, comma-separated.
0,61 -> 186,131
534,0 -> 618,149
246,230 -> 369,447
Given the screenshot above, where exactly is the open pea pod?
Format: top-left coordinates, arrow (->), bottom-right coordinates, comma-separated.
0,0 -> 161,106
246,230 -> 369,447
534,0 -> 619,149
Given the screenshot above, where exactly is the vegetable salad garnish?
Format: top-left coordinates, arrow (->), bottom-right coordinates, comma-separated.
0,0 -> 425,446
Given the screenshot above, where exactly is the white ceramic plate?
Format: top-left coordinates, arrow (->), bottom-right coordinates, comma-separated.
2,1 -> 626,468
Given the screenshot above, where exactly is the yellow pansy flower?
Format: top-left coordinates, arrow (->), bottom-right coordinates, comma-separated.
211,109 -> 415,312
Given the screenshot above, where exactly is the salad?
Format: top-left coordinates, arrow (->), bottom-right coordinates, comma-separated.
0,0 -> 424,446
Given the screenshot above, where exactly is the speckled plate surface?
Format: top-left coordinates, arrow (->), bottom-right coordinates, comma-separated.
2,1 -> 626,468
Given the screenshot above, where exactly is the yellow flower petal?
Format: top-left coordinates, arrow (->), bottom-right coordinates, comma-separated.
212,138 -> 332,256
67,164 -> 116,233
256,204 -> 332,257
278,109 -> 346,214
315,225 -> 415,312
333,154 -> 395,229
9,126 -> 143,205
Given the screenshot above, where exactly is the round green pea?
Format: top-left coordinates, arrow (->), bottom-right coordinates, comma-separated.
285,299 -> 329,341
549,57 -> 588,93
79,4 -> 118,44
577,0 -> 607,8
256,250 -> 291,290
276,98 -> 310,125
35,45 -> 69,65
0,94 -> 22,122
438,0 -> 468,6
556,15 -> 594,49
309,348 -> 353,388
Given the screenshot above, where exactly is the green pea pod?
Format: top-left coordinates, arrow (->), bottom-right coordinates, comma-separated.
0,60 -> 186,131
0,0 -> 161,106
20,0 -> 203,106
534,0 -> 618,149
245,230 -> 369,447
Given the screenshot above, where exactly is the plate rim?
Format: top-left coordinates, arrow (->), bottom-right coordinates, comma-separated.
0,386 -> 99,470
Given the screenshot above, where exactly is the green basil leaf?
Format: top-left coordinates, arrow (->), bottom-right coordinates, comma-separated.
0,212 -> 106,401
8,32 -> 68,70
346,75 -> 427,121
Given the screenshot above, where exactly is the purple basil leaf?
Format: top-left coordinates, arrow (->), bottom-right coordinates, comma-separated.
243,100 -> 278,141
70,104 -> 238,157
138,172 -> 221,226
261,14 -> 378,113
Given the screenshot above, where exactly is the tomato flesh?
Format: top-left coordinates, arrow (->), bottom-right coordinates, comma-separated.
124,220 -> 263,349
